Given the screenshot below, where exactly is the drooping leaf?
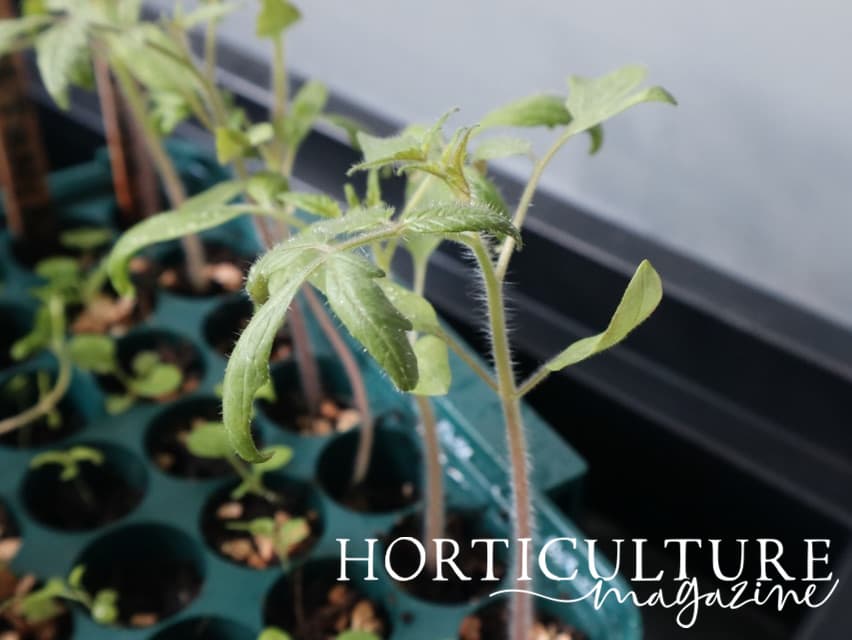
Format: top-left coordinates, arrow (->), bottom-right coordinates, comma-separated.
545,260 -> 662,371
279,192 -> 342,218
107,181 -> 245,295
472,136 -> 533,162
68,446 -> 104,465
35,16 -> 90,108
186,422 -> 232,459
256,0 -> 301,38
404,202 -> 520,243
284,80 -> 328,153
410,335 -> 450,396
564,65 -> 676,137
377,280 -> 441,335
224,263 -> 314,461
322,254 -> 418,391
67,334 -> 116,374
480,94 -> 572,130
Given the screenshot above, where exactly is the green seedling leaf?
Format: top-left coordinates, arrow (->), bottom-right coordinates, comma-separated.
227,517 -> 276,536
177,1 -> 238,28
472,136 -> 533,162
68,446 -> 104,466
35,256 -> 80,283
404,202 -> 520,243
252,444 -> 293,473
256,0 -> 301,37
247,171 -> 289,206
259,627 -> 292,640
19,582 -> 65,624
107,23 -> 199,94
411,335 -> 451,396
59,227 -> 114,251
91,589 -> 118,625
35,15 -> 90,109
323,254 -> 418,392
247,122 -> 275,146
107,180 -> 245,295
68,334 -> 116,374
466,169 -> 509,216
67,565 -> 85,589
129,363 -> 183,398
224,264 -> 311,461
186,422 -> 233,459
131,351 -> 160,377
480,94 -> 572,130
349,131 -> 425,173
150,90 -> 191,135
276,517 -> 310,556
12,306 -> 52,360
564,65 -> 676,137
104,393 -> 134,415
279,192 -> 342,218
545,260 -> 662,371
336,632 -> 381,640
0,14 -> 52,57
377,280 -> 441,335
284,80 -> 328,153
216,126 -> 251,163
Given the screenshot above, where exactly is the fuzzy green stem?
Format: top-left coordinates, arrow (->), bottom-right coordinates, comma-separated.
415,393 -> 444,569
495,132 -> 573,281
111,59 -> 208,292
471,238 -> 533,640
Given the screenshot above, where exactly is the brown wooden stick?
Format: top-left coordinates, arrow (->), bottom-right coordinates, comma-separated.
94,56 -> 159,225
0,0 -> 56,252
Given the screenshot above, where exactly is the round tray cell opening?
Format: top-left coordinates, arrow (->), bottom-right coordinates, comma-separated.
317,415 -> 421,514
0,302 -> 34,371
23,442 -> 147,532
146,396 -> 265,480
150,240 -> 254,299
95,329 -> 205,403
203,294 -> 292,362
0,369 -> 85,449
263,557 -> 391,639
457,597 -> 589,640
201,474 -> 323,570
74,523 -> 205,628
258,357 -> 360,438
148,616 -> 255,640
383,508 -> 508,605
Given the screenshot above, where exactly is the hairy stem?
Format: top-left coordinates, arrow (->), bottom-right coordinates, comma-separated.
110,59 -> 208,292
471,238 -> 533,640
416,393 -> 444,569
495,132 -> 573,281
0,298 -> 72,436
302,286 -> 373,485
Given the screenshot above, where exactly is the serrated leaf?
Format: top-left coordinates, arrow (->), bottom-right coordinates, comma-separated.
545,260 -> 662,371
472,136 -> 533,162
35,16 -> 90,109
129,363 -> 182,398
564,65 -> 676,137
256,0 -> 301,38
323,255 -> 418,392
466,169 -> 509,216
279,192 -> 341,218
404,202 -> 520,242
186,422 -> 232,459
411,335 -> 450,396
253,444 -> 293,472
107,181 -> 245,296
224,264 -> 313,461
68,335 -> 116,374
480,94 -> 572,130
284,80 -> 328,153
59,226 -> 114,251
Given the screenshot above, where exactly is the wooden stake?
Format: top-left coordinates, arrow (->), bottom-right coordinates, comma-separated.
94,56 -> 159,226
0,0 -> 56,252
